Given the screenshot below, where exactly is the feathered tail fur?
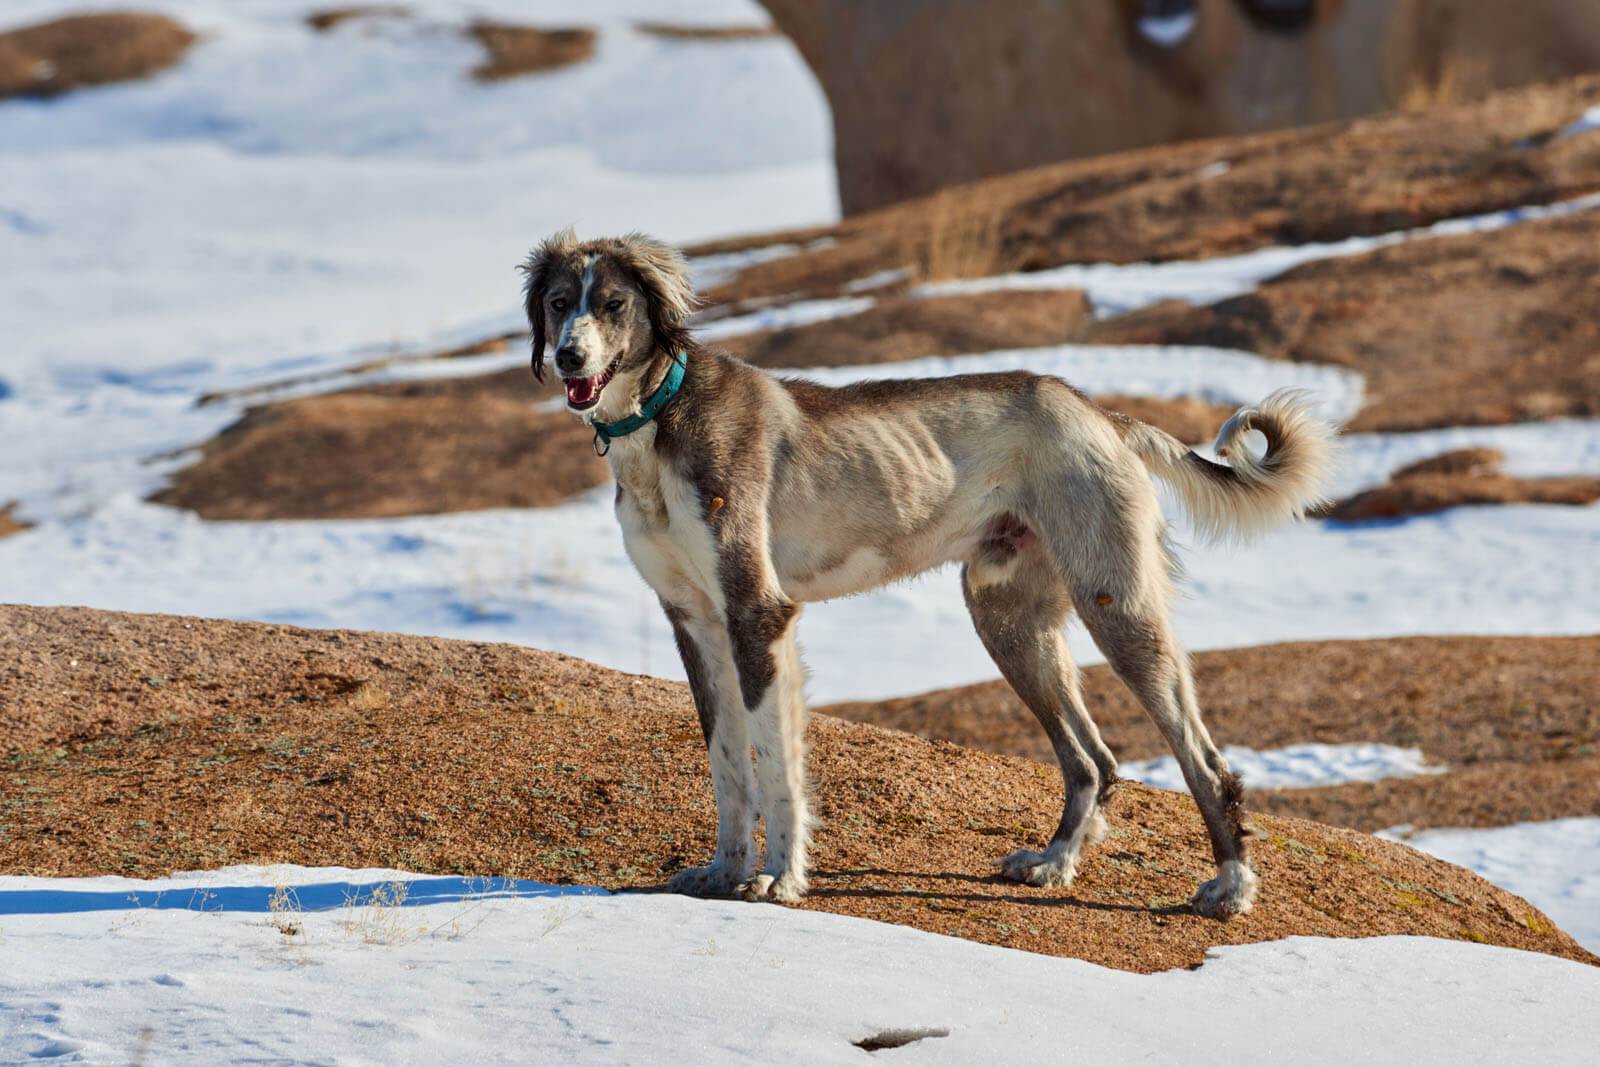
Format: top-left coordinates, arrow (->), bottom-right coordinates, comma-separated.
1121,389 -> 1338,544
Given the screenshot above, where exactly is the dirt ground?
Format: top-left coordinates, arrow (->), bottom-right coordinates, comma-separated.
2,605 -> 1590,973
823,635 -> 1600,834
0,12 -> 195,100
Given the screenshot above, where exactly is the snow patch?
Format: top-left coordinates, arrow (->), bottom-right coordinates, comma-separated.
0,864 -> 1596,1064
1139,11 -> 1198,48
1557,105 -> 1600,141
1381,818 -> 1600,954
1122,743 -> 1444,793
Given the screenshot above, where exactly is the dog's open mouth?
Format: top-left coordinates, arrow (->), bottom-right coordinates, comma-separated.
562,356 -> 622,411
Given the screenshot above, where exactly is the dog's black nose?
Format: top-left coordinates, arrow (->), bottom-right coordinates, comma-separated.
555,347 -> 585,375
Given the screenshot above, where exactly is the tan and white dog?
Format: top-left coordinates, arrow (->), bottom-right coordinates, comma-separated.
521,229 -> 1336,916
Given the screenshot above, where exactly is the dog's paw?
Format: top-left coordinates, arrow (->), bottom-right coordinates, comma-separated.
995,847 -> 1079,888
1190,860 -> 1258,919
738,871 -> 807,904
667,859 -> 747,898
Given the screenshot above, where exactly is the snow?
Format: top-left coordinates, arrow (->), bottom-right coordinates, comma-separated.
1382,819 -> 1600,954
4,0 -> 1600,1038
1139,11 -> 1198,49
1,0 -> 836,393
2,864 -> 1597,1065
696,295 -> 877,341
1557,105 -> 1600,141
1122,743 -> 1444,793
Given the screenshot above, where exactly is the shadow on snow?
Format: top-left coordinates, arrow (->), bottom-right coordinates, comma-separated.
0,876 -> 607,916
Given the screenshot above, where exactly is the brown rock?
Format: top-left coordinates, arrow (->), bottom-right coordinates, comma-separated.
0,502 -> 28,540
634,23 -> 778,41
2,605 -> 1592,973
0,12 -> 194,100
1324,473 -> 1600,522
1393,448 -> 1506,479
1085,209 -> 1600,431
760,0 -> 1600,213
152,371 -> 605,520
822,635 -> 1600,834
467,22 -> 596,81
305,7 -> 411,32
718,291 -> 1093,367
699,73 -> 1600,306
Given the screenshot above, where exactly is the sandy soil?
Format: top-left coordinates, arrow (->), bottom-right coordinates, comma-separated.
2,605 -> 1591,973
823,635 -> 1600,834
0,12 -> 194,100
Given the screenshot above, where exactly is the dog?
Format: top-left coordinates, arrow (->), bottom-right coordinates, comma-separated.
521,229 -> 1336,916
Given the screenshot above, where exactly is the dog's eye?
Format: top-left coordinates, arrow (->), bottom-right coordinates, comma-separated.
550,298 -> 568,312
604,299 -> 624,312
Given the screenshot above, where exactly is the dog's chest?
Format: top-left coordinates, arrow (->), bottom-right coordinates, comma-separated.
610,445 -> 722,608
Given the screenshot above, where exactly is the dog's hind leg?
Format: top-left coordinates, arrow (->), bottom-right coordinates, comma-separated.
1056,503 -> 1258,917
663,601 -> 757,896
964,551 -> 1116,889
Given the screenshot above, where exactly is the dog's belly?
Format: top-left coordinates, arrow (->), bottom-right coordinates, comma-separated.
770,499 -> 991,602
775,546 -> 896,601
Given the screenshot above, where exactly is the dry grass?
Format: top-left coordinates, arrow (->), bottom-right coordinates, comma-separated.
467,22 -> 596,81
0,11 -> 194,100
898,188 -> 1003,282
267,883 -> 303,938
635,22 -> 779,41
305,7 -> 412,33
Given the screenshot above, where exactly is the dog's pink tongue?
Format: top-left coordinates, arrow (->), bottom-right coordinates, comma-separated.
565,375 -> 600,405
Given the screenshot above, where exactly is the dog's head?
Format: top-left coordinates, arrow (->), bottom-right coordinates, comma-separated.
519,229 -> 696,414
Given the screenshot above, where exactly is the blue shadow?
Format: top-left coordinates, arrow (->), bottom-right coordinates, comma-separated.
0,876 -> 607,916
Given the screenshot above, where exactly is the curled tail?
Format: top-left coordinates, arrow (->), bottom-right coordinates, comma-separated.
1121,389 -> 1338,544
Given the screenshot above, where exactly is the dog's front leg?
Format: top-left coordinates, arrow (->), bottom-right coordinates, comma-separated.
663,602 -> 757,896
725,593 -> 811,903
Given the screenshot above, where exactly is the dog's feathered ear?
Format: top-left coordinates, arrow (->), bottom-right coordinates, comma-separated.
614,233 -> 699,356
519,227 -> 579,382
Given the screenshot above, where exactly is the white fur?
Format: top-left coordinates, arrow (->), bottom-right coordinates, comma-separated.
1192,859 -> 1259,918
996,810 -> 1108,888
1125,388 -> 1338,545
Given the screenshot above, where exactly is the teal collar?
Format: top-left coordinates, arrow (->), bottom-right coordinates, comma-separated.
590,351 -> 687,456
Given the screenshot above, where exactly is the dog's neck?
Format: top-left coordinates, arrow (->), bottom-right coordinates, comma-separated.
589,346 -> 678,426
